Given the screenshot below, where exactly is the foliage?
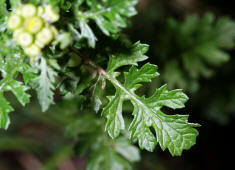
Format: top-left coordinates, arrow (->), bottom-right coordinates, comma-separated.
0,0 -> 200,169
155,13 -> 235,92
103,43 -> 199,156
73,0 -> 138,48
66,114 -> 140,170
0,37 -> 31,129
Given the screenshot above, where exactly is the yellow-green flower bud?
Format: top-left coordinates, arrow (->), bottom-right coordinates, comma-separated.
15,8 -> 22,16
44,5 -> 60,23
36,27 -> 53,45
7,15 -> 22,30
35,40 -> 45,48
37,6 -> 45,16
13,28 -> 24,39
24,44 -> 41,57
50,26 -> 59,37
16,31 -> 33,47
24,16 -> 44,34
7,3 -> 61,57
21,4 -> 37,18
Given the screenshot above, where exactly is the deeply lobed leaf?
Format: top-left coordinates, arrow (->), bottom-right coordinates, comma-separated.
74,0 -> 138,47
0,51 -> 31,129
32,57 -> 57,112
102,43 -> 199,156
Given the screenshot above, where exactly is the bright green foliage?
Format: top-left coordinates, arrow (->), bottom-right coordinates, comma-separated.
0,54 -> 31,129
102,43 -> 199,156
0,0 -> 199,165
73,0 -> 138,47
157,13 -> 235,92
0,2 -> 32,128
32,57 -> 57,112
0,93 -> 13,129
107,42 -> 148,72
0,13 -> 32,128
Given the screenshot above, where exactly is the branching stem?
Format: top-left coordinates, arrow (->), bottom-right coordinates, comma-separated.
71,47 -> 156,116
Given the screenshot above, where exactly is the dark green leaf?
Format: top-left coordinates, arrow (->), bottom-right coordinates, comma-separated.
158,13 -> 235,91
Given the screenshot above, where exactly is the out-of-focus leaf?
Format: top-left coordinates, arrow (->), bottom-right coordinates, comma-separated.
88,147 -> 132,170
157,13 -> 235,91
115,137 -> 140,162
0,136 -> 39,152
9,0 -> 22,9
0,0 -> 7,16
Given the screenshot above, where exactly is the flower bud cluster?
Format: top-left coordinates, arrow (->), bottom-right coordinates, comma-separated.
7,4 -> 60,57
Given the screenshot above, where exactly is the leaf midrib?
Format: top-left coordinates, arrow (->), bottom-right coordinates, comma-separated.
103,71 -> 188,143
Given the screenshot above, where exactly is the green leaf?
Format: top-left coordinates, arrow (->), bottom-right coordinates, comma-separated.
102,46 -> 199,156
0,93 -> 13,129
79,19 -> 97,48
4,79 -> 30,106
214,17 -> 235,49
114,137 -> 140,162
183,53 -> 213,79
57,32 -> 73,49
88,147 -> 132,170
9,0 -> 22,9
103,90 -> 125,138
196,44 -> 230,66
107,42 -> 149,73
0,51 -> 31,129
92,83 -> 102,113
33,57 -> 57,112
19,63 -> 37,85
66,114 -> 139,169
145,84 -> 188,110
90,0 -> 138,36
74,0 -> 138,47
0,0 -> 8,16
158,13 -> 235,91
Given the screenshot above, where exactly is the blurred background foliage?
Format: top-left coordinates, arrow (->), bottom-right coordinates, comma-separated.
1,0 -> 235,169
